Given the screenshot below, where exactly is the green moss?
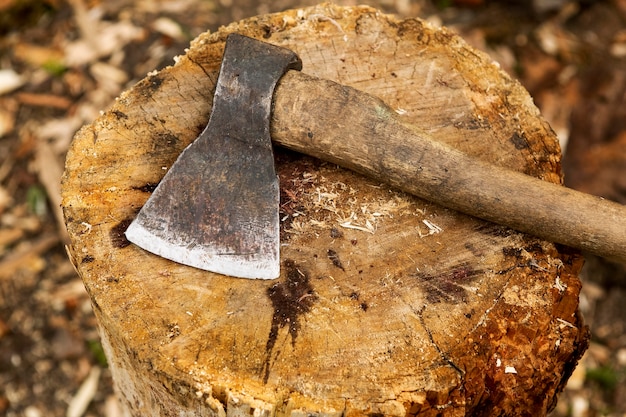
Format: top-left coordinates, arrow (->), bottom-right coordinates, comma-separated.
87,339 -> 108,367
26,185 -> 47,217
435,0 -> 453,10
42,59 -> 67,77
586,365 -> 619,391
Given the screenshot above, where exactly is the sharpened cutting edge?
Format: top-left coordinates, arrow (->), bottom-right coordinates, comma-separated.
125,210 -> 281,279
125,34 -> 302,279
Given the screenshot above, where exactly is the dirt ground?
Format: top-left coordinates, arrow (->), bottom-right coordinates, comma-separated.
0,0 -> 625,416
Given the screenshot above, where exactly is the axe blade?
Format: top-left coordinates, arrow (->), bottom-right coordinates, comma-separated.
125,34 -> 302,279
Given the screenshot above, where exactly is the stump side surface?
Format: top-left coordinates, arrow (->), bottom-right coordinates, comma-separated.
62,4 -> 587,416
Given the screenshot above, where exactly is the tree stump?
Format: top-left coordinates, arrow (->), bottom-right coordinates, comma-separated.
61,4 -> 588,416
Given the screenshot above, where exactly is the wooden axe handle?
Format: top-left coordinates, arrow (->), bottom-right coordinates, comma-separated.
271,71 -> 626,263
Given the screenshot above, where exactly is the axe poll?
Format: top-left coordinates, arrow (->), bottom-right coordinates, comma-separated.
126,34 -> 626,279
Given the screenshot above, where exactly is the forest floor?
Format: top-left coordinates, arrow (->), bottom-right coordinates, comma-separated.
0,0 -> 625,416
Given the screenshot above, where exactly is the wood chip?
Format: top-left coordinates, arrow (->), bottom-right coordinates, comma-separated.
66,366 -> 101,417
0,228 -> 23,248
64,20 -> 145,67
0,69 -> 24,95
0,234 -> 59,280
16,92 -> 72,109
0,185 -> 12,211
0,97 -> 18,138
152,17 -> 185,41
35,138 -> 69,242
13,42 -> 64,67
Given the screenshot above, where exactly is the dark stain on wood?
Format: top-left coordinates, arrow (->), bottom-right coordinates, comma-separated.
476,223 -> 516,238
414,263 -> 480,304
137,73 -> 164,99
110,109 -> 128,119
133,183 -> 158,193
327,249 -> 345,270
502,247 -> 523,258
464,242 -> 484,257
330,227 -> 343,238
454,116 -> 490,131
110,217 -> 134,248
524,242 -> 545,254
349,291 -> 368,311
152,132 -> 179,151
510,131 -> 530,150
81,255 -> 95,263
262,259 -> 317,383
275,151 -> 319,240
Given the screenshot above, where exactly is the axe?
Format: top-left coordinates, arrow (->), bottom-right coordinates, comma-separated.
125,34 -> 626,279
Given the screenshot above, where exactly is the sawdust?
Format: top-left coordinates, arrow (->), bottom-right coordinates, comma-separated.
2,0 -> 625,415
281,165 -> 421,237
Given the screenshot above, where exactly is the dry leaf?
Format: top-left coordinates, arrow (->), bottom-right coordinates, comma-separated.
0,97 -> 18,138
90,62 -> 128,95
0,69 -> 24,95
34,138 -> 69,241
0,234 -> 59,280
0,228 -> 22,248
152,17 -> 185,41
16,92 -> 72,109
13,42 -> 64,67
0,186 -> 12,212
64,21 -> 145,67
38,115 -> 84,150
66,366 -> 101,417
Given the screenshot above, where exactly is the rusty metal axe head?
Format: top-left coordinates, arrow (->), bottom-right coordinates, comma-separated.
125,34 -> 302,279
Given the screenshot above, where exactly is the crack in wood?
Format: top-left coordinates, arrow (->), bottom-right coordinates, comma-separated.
416,305 -> 464,378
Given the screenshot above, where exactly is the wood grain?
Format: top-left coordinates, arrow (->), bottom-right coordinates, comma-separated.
272,71 -> 626,263
62,4 -> 588,416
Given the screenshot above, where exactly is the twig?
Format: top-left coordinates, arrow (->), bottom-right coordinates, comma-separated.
0,234 -> 60,280
66,366 -> 102,417
35,137 -> 70,243
66,0 -> 100,52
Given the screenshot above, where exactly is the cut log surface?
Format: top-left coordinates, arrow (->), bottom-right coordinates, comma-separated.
61,4 -> 588,416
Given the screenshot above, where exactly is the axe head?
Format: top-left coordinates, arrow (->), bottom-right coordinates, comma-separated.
125,34 -> 302,279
